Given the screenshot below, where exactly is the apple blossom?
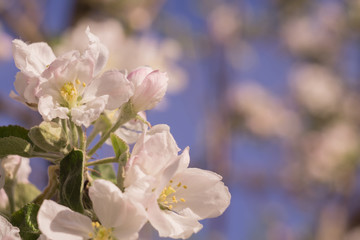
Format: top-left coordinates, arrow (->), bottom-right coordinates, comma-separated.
125,125 -> 231,239
0,215 -> 21,240
38,179 -> 146,240
0,155 -> 31,188
128,66 -> 168,112
36,33 -> 133,127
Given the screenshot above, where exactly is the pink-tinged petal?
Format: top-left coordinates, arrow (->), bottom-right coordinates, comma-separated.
37,200 -> 92,240
38,95 -> 69,121
0,189 -> 9,208
12,39 -> 56,76
84,27 -> 109,76
127,66 -> 154,88
147,198 -> 203,239
171,168 -> 231,219
131,70 -> 168,111
114,111 -> 148,144
0,215 -> 20,240
127,125 -> 180,184
71,95 -> 108,127
84,70 -> 134,110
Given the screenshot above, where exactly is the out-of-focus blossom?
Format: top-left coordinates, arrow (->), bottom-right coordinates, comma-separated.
128,66 -> 168,112
125,125 -> 231,239
207,4 -> 242,44
0,155 -> 31,187
281,2 -> 344,60
38,180 -> 146,240
289,64 -> 343,116
0,26 -> 12,61
56,18 -> 187,94
229,82 -> 301,138
303,121 -> 360,183
0,215 -> 21,240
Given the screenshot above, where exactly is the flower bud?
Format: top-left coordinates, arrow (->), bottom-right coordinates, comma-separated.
128,66 -> 168,112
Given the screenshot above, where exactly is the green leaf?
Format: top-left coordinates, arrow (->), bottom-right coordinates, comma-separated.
110,133 -> 129,163
90,163 -> 116,184
11,203 -> 40,240
29,121 -> 68,153
0,136 -> 32,158
0,125 -> 32,143
15,183 -> 41,211
59,149 -> 85,213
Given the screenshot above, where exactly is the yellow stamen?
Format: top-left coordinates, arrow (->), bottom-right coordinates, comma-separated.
180,198 -> 186,202
177,182 -> 182,187
172,196 -> 177,203
183,185 -> 187,189
60,82 -> 77,106
76,79 -> 81,85
168,205 -> 173,210
82,82 -> 86,87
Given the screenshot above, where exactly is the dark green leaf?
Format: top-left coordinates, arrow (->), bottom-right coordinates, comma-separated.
0,136 -> 32,158
0,125 -> 32,143
59,149 -> 85,213
11,203 -> 40,240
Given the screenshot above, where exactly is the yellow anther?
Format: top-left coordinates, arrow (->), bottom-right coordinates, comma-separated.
168,205 -> 173,210
95,222 -> 100,228
172,196 -> 177,203
92,222 -> 96,227
177,182 -> 182,187
82,82 -> 86,87
88,232 -> 93,238
76,79 -> 81,85
46,65 -> 49,68
180,198 -> 186,202
164,186 -> 176,195
164,201 -> 168,204
170,180 -> 173,183
60,82 -> 77,106
183,185 -> 187,189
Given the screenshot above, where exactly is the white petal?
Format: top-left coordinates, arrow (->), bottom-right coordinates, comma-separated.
171,168 -> 231,219
16,157 -> 31,183
0,215 -> 21,240
71,95 -> 108,127
84,70 -> 134,110
0,160 -> 5,189
84,27 -> 109,76
38,95 -> 69,122
12,39 -> 56,76
37,200 -> 92,240
147,198 -> 202,239
89,180 -> 147,238
114,111 -> 148,144
0,189 -> 9,208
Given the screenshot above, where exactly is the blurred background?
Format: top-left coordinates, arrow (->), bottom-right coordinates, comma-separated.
1,0 -> 360,239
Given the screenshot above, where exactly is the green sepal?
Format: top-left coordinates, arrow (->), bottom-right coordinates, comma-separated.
59,149 -> 85,213
90,163 -> 117,184
0,136 -> 32,158
29,121 -> 68,153
10,203 -> 40,240
110,133 -> 129,163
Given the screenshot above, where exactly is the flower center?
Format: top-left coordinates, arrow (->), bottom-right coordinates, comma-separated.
88,222 -> 114,240
60,79 -> 86,108
157,180 -> 187,211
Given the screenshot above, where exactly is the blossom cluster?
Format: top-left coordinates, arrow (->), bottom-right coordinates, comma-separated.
0,28 -> 230,239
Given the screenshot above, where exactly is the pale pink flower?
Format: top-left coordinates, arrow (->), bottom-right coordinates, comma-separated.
125,125 -> 231,239
128,66 -> 168,112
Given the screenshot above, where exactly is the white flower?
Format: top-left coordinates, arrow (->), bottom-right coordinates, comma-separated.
0,215 -> 21,240
37,30 -> 133,127
128,66 -> 168,112
37,179 -> 146,240
125,125 -> 231,239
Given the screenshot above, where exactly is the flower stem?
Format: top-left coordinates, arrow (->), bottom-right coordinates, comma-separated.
3,179 -> 16,213
87,103 -> 136,157
77,125 -> 86,152
85,157 -> 117,166
33,165 -> 59,205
